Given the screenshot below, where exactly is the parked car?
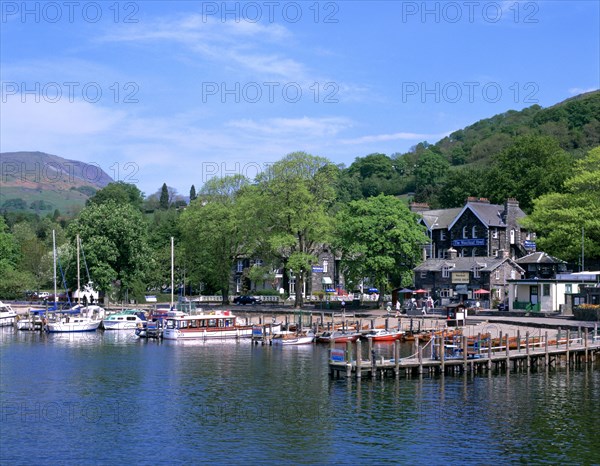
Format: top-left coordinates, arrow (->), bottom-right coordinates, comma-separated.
233,295 -> 262,305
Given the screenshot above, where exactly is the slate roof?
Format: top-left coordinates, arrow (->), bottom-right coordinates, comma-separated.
414,256 -> 525,273
420,208 -> 462,230
516,252 -> 566,265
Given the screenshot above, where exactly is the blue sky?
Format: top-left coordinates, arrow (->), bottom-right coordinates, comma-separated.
1,1 -> 598,197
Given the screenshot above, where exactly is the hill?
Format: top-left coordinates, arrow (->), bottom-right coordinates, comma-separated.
340,90 -> 600,208
0,151 -> 113,216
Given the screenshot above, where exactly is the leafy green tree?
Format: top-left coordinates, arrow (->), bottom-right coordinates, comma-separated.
190,185 -> 197,202
0,217 -> 34,298
520,146 -> 600,265
485,135 -> 573,212
179,175 -> 254,303
87,181 -> 144,211
68,201 -> 151,302
255,152 -> 338,307
159,183 -> 169,210
413,150 -> 450,206
334,195 -> 429,307
438,167 -> 488,208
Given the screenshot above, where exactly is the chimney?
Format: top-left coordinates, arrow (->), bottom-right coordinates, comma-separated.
447,247 -> 457,259
410,202 -> 430,213
504,198 -> 520,225
498,249 -> 509,258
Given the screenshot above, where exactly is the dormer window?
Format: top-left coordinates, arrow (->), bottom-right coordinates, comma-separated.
472,226 -> 477,238
473,266 -> 481,278
442,266 -> 450,278
462,226 -> 468,238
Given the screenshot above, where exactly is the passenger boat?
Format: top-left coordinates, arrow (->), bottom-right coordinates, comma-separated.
316,330 -> 361,344
0,301 -> 18,327
102,309 -> 146,330
272,330 -> 315,345
162,310 -> 253,340
363,328 -> 404,342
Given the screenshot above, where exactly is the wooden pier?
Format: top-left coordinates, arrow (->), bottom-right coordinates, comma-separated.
329,329 -> 600,379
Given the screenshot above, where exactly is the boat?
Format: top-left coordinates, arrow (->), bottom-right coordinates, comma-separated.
0,301 -> 18,327
162,310 -> 253,340
316,330 -> 361,344
102,309 -> 146,330
17,308 -> 51,331
272,330 -> 315,345
45,304 -> 105,333
363,328 -> 404,342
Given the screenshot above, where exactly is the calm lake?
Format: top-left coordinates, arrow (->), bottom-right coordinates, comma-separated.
1,328 -> 599,465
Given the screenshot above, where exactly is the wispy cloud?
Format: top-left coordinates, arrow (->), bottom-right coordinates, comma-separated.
568,87 -> 598,96
341,131 -> 446,145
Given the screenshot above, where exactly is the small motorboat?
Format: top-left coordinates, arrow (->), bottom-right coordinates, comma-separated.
316,330 -> 361,344
272,330 -> 315,346
363,328 -> 404,342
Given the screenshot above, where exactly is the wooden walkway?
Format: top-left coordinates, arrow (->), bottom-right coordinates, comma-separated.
329,329 -> 600,379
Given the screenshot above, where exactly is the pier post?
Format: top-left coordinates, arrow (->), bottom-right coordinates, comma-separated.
418,345 -> 423,374
356,339 -> 362,379
505,333 -> 510,371
584,328 -> 588,362
367,337 -> 373,360
370,319 -> 374,330
517,329 -> 521,353
385,317 -> 389,331
566,329 -> 570,367
526,331 -> 530,368
346,340 -> 352,364
477,333 -> 482,356
394,340 -> 400,378
487,337 -> 492,371
371,347 -> 376,379
545,331 -> 549,366
462,335 -> 468,372
440,337 -> 445,373
557,327 -> 561,348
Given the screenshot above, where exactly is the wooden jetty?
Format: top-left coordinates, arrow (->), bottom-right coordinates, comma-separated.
329,329 -> 600,379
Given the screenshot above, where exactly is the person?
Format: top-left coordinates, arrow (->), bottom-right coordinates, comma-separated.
341,299 -> 346,311
427,296 -> 434,310
476,300 -> 481,310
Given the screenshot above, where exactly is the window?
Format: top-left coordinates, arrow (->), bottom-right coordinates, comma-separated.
254,259 -> 264,266
440,289 -> 452,298
473,267 -> 481,278
493,249 -> 498,257
420,271 -> 427,278
492,228 -> 498,239
440,230 -> 446,241
565,284 -> 572,294
442,266 -> 450,278
510,270 -> 516,279
543,284 -> 550,296
236,260 -> 244,273
510,229 -> 515,244
462,226 -> 468,238
472,226 -> 477,238
495,270 -> 500,280
323,260 -> 328,273
235,277 -> 241,293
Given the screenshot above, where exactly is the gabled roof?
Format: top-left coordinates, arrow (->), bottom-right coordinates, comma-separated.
516,251 -> 566,265
419,208 -> 462,230
414,256 -> 525,273
447,201 -> 526,231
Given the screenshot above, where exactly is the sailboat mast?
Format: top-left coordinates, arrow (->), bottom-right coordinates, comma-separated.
170,236 -> 174,310
53,229 -> 57,305
77,234 -> 81,304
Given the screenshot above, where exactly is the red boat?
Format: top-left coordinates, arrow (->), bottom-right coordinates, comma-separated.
363,328 -> 404,342
317,331 -> 361,344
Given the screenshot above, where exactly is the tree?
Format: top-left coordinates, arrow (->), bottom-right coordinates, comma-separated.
87,181 -> 144,211
0,217 -> 34,299
486,136 -> 573,212
413,150 -> 450,206
179,175 -> 253,303
68,201 -> 151,302
190,185 -> 197,202
334,195 -> 429,307
520,146 -> 600,265
159,183 -> 169,210
255,152 -> 338,308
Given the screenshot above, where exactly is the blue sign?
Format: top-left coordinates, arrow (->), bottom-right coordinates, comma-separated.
312,266 -> 324,273
524,240 -> 536,250
330,349 -> 345,362
325,288 -> 336,293
452,238 -> 486,247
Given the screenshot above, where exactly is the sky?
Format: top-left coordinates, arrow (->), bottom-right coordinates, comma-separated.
1,0 -> 599,197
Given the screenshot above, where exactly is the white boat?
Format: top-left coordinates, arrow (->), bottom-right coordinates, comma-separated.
272,330 -> 315,346
45,305 -> 105,333
162,310 -> 253,340
17,308 -> 50,331
102,309 -> 146,330
0,301 -> 18,327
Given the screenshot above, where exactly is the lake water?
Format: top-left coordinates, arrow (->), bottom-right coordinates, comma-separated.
1,328 -> 599,465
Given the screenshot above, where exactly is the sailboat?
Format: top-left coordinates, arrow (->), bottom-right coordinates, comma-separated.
45,233 -> 103,333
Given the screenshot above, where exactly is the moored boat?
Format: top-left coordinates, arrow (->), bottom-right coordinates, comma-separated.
162,310 -> 253,340
363,328 -> 404,342
316,330 -> 361,344
272,330 -> 315,346
0,301 -> 18,327
102,309 -> 146,330
45,305 -> 105,333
